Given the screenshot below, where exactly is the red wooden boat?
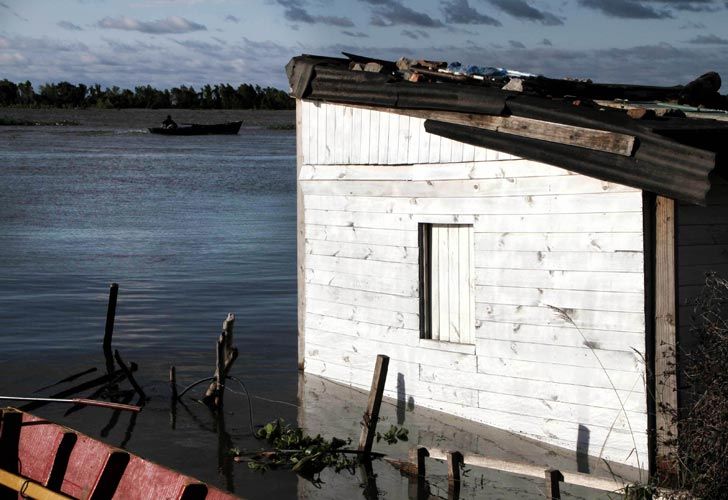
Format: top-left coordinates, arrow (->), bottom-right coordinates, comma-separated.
0,408 -> 238,499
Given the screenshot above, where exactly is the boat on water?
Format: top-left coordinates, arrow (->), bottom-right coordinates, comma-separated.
0,407 -> 238,499
148,121 -> 243,136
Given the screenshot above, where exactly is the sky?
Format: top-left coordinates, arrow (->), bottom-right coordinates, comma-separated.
1,0 -> 728,90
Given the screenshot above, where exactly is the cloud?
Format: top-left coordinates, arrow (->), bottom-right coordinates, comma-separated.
488,0 -> 563,25
224,15 -> 240,23
363,0 -> 445,27
57,21 -> 83,31
687,34 -> 728,44
401,29 -> 431,39
96,15 -> 207,34
509,39 -> 525,48
0,1 -> 28,21
644,0 -> 723,12
276,0 -> 355,26
341,30 -> 370,37
542,38 -> 552,46
578,0 -> 672,18
441,0 -> 502,25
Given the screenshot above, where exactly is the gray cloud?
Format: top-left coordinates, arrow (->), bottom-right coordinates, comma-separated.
363,0 -> 445,27
401,29 -> 431,39
276,0 -> 355,26
1,1 -> 28,21
224,15 -> 240,23
687,33 -> 728,44
341,30 -> 370,37
442,0 -> 502,25
542,38 -> 552,46
509,39 -> 525,48
578,0 -> 671,18
57,21 -> 83,31
644,0 -> 724,11
488,0 -> 563,25
96,16 -> 207,34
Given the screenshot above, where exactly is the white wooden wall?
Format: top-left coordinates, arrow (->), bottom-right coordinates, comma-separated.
299,100 -> 648,470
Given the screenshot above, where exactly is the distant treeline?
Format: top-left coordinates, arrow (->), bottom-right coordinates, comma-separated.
0,80 -> 294,110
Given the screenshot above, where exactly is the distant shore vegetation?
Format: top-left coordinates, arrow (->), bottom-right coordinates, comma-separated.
0,79 -> 294,110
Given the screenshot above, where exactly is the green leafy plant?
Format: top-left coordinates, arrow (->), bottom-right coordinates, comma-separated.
375,425 -> 409,445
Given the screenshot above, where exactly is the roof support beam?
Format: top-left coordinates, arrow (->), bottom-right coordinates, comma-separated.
351,105 -> 637,157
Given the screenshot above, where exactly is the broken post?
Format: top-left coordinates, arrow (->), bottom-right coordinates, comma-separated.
114,350 -> 146,401
447,451 -> 463,498
409,446 -> 429,477
545,468 -> 564,500
203,313 -> 238,411
358,354 -> 389,454
103,283 -> 119,376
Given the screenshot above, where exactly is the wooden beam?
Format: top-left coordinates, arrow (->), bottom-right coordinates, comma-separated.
0,468 -> 72,500
296,98 -> 306,371
346,104 -> 636,157
654,195 -> 678,478
358,354 -> 389,453
426,448 -> 627,492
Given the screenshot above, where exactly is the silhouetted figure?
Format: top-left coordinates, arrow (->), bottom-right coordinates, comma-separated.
162,115 -> 177,129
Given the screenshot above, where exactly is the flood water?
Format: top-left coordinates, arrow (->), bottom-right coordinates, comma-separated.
0,109 -> 301,498
0,109 -> 624,499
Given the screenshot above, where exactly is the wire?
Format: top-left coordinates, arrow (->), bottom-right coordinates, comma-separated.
176,376 -> 215,399
227,375 -> 256,436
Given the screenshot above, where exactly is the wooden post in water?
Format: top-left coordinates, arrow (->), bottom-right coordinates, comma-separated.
410,446 -> 429,477
358,354 -> 389,454
447,450 -> 463,496
203,314 -> 238,411
545,468 -> 564,500
103,283 -> 119,376
169,366 -> 178,400
114,350 -> 146,401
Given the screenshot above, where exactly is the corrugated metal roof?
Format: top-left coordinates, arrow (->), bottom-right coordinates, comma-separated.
286,54 -> 727,205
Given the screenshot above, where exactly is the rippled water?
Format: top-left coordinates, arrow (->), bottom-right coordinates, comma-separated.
0,110 -> 300,498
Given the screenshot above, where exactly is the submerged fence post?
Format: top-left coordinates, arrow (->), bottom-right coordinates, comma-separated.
358,354 -> 390,454
447,450 -> 463,496
103,283 -> 119,376
203,313 -> 237,411
545,468 -> 564,500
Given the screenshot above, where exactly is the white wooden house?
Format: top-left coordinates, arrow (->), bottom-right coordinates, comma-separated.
286,55 -> 728,475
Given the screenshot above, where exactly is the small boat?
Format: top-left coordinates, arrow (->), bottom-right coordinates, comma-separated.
0,407 -> 238,499
148,121 -> 242,136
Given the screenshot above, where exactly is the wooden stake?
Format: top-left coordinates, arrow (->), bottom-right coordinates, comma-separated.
447,450 -> 463,487
409,446 -> 429,477
103,283 -> 119,376
203,314 -> 238,410
170,365 -> 178,400
545,468 -> 564,500
358,354 -> 389,453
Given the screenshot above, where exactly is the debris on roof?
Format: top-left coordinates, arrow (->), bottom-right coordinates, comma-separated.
286,52 -> 728,205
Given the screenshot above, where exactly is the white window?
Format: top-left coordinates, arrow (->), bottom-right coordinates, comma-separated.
419,223 -> 475,344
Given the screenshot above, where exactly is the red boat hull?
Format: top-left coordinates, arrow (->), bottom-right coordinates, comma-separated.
0,408 -> 238,499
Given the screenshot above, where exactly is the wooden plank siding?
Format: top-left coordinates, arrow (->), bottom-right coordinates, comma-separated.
298,100 -> 648,469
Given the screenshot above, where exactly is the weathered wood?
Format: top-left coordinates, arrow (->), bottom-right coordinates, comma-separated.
409,446 -> 430,477
426,448 -> 627,492
113,350 -> 146,401
103,283 -> 119,376
0,467 -> 72,500
297,99 -> 306,371
654,196 -> 678,478
350,104 -> 637,157
169,365 -> 178,400
447,450 -> 463,495
358,354 -> 390,453
203,313 -> 238,410
545,468 -> 564,500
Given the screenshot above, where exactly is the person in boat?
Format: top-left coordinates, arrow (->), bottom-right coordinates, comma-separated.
162,115 -> 177,129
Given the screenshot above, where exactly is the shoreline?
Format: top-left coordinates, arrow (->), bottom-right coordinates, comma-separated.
0,107 -> 295,129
